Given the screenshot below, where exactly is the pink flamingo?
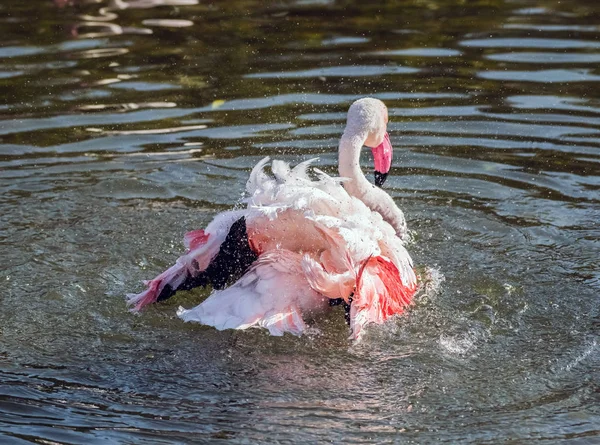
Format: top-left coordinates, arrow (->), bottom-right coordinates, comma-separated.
127,98 -> 418,340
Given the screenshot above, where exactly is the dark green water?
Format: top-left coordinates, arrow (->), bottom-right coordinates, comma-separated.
1,0 -> 599,443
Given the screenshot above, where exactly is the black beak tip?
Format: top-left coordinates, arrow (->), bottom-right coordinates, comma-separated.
374,171 -> 388,188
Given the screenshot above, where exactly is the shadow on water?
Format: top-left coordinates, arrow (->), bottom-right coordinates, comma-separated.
1,0 -> 599,443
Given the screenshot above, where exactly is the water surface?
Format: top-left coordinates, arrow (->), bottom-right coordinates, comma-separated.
1,0 -> 599,443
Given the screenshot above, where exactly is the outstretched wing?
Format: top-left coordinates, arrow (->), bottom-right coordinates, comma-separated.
177,250 -> 328,336
127,209 -> 253,312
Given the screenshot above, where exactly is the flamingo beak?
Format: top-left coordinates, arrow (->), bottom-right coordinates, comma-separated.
371,132 -> 393,188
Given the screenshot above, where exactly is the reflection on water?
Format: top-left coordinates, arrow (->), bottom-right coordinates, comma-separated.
1,0 -> 599,443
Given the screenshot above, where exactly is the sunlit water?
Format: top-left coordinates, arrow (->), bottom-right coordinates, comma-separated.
1,0 -> 599,443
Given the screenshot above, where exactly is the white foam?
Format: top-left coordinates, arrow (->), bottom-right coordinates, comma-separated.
557,339 -> 598,373
420,266 -> 446,298
439,333 -> 477,355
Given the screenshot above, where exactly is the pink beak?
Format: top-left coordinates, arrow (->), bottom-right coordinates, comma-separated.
371,132 -> 393,187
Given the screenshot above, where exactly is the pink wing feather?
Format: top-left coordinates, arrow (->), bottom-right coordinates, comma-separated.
350,256 -> 417,340
184,229 -> 210,251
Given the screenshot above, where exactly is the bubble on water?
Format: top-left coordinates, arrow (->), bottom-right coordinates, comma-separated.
439,332 -> 477,356
552,339 -> 598,374
503,283 -> 516,294
417,266 -> 445,302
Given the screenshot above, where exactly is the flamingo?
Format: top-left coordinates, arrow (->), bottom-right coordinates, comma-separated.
127,98 -> 418,340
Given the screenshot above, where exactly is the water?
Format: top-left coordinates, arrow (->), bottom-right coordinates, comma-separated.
1,0 -> 599,443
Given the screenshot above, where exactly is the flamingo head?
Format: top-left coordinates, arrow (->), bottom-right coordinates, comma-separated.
346,98 -> 393,187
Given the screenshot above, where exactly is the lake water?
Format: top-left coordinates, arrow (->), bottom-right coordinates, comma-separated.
1,0 -> 599,443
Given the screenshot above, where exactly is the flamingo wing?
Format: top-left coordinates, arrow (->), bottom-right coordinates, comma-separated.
350,256 -> 418,340
126,209 -> 256,312
177,250 -> 328,336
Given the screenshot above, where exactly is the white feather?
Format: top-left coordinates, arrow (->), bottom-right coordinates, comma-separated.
177,251 -> 327,336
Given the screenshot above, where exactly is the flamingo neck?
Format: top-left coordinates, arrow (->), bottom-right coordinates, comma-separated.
338,131 -> 371,196
338,130 -> 407,238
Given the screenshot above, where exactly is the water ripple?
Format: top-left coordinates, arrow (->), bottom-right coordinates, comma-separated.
479,69 -> 600,83
1,0 -> 599,443
461,38 -> 600,49
371,48 -> 462,57
486,52 -> 600,64
245,65 -> 420,79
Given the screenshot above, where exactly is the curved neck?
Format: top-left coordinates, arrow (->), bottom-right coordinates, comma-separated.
338,130 -> 370,196
338,130 -> 407,238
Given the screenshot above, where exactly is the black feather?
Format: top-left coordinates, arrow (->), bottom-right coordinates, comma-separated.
156,217 -> 258,302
